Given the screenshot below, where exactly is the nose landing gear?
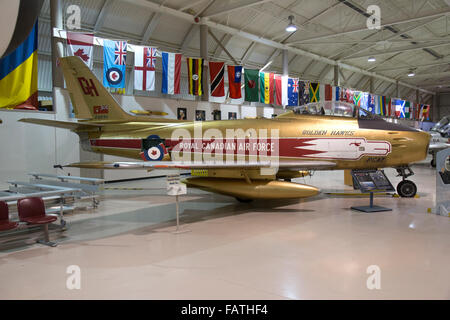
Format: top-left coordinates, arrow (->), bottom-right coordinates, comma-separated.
395,167 -> 417,198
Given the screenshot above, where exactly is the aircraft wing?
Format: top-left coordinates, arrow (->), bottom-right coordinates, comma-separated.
429,142 -> 450,151
64,160 -> 336,171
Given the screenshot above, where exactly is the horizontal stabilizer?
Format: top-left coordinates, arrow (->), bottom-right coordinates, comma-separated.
19,118 -> 103,130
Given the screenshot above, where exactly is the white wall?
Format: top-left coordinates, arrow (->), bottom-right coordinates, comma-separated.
0,88 -> 81,189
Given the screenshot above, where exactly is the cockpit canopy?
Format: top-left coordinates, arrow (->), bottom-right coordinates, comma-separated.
291,101 -> 380,120
431,116 -> 450,136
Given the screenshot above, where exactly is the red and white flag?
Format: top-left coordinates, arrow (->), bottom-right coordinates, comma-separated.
66,32 -> 94,69
134,46 -> 157,91
161,52 -> 181,95
209,61 -> 225,97
274,75 -> 283,106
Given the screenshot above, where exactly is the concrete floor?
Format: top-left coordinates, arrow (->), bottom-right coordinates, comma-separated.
0,158 -> 449,299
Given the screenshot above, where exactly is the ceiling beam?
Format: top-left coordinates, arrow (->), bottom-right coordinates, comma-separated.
141,12 -> 162,44
208,29 -> 239,64
194,0 -> 218,18
178,0 -> 209,12
318,65 -> 333,80
203,0 -> 273,18
180,24 -> 199,52
241,42 -> 257,64
344,41 -> 450,60
213,33 -> 232,57
287,8 -> 450,45
121,0 -> 436,94
94,0 -> 114,32
397,70 -> 450,80
342,16 -> 445,60
374,60 -> 450,72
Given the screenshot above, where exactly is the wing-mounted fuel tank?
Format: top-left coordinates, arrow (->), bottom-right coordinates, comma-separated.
183,177 -> 319,200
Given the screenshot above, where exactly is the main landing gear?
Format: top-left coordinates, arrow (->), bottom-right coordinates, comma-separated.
395,167 -> 417,198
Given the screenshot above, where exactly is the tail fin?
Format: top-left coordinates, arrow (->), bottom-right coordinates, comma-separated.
60,56 -> 132,121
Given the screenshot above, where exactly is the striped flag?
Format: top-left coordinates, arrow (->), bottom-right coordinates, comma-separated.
161,52 -> 181,94
209,61 -> 225,97
259,72 -> 275,104
187,57 -> 204,96
275,75 -> 283,106
0,22 -> 38,109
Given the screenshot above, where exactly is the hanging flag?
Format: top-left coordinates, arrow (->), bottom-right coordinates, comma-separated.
309,82 -> 320,102
378,95 -> 386,116
134,46 -> 157,91
335,86 -> 341,101
367,94 -> 377,114
275,75 -> 283,106
299,81 -> 310,105
67,31 -> 94,69
284,77 -> 299,107
340,87 -> 347,102
209,61 -> 225,97
103,40 -> 127,89
259,72 -> 275,104
325,84 -> 332,101
361,92 -> 369,110
0,22 -> 38,109
420,104 -> 430,121
393,99 -> 404,118
244,69 -> 259,102
161,51 -> 181,95
353,91 -> 364,107
367,94 -> 376,114
404,101 -> 411,119
187,58 -> 204,96
413,103 -> 420,120
227,65 -> 242,99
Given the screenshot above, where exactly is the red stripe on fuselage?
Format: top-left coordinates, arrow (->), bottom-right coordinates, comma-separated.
90,139 -> 141,149
89,138 -> 328,158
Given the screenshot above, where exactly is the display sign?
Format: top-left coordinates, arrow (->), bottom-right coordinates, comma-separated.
351,170 -> 395,193
166,173 -> 187,196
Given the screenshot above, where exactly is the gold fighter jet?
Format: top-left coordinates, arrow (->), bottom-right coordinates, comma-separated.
20,57 -> 430,201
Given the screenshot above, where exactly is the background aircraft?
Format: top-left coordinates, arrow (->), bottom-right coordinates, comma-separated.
20,57 -> 430,200
428,115 -> 450,167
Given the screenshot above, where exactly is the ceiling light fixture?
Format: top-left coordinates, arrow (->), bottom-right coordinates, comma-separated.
368,56 -> 376,62
286,15 -> 297,32
407,70 -> 415,77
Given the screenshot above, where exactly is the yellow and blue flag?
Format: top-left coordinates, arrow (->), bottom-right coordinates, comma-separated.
0,22 -> 38,109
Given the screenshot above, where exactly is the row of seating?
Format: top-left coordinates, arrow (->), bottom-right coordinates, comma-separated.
0,197 -> 58,247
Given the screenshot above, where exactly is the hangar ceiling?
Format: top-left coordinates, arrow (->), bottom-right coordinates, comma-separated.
37,0 -> 450,104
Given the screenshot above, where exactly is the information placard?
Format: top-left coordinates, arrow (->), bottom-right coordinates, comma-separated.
166,173 -> 187,196
351,170 -> 395,193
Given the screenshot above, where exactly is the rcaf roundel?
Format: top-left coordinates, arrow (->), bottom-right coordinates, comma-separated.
140,135 -> 167,161
107,67 -> 123,85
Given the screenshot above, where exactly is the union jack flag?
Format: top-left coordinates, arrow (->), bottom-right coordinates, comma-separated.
114,41 -> 127,65
145,47 -> 157,70
292,79 -> 299,93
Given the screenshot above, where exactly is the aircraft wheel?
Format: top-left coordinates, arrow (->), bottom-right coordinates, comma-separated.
235,197 -> 253,203
397,180 -> 417,198
431,158 -> 436,168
